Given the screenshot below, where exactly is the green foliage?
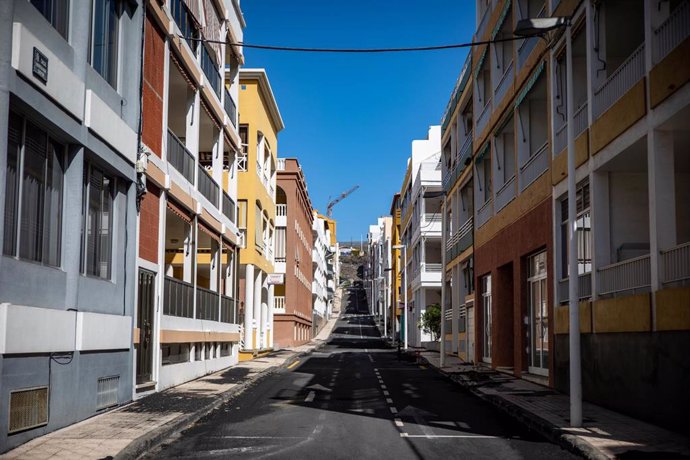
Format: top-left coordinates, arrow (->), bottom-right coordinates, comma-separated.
420,304 -> 441,341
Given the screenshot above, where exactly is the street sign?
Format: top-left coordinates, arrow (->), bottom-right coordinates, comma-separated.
32,47 -> 48,84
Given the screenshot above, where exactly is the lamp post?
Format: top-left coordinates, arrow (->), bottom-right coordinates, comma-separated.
392,244 -> 408,349
515,16 -> 581,427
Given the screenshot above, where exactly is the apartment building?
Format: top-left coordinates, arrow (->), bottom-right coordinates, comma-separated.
321,215 -> 340,309
465,0 -> 690,431
389,194 -> 403,339
273,158 -> 314,348
440,55 -> 476,362
237,68 -> 283,354
133,0 -> 244,394
367,217 -> 392,325
0,1 -> 143,450
399,126 -> 443,347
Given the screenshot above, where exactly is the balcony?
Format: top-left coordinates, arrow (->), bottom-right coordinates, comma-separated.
476,6 -> 491,40
593,43 -> 646,120
476,98 -> 492,136
200,44 -> 221,99
220,295 -> 236,323
477,198 -> 493,228
519,142 -> 548,192
198,164 -> 219,206
517,6 -> 545,69
164,276 -> 194,318
196,285 -> 219,321
495,175 -> 516,212
222,190 -> 236,223
554,101 -> 589,156
224,88 -> 237,127
494,61 -> 514,106
168,129 -> 195,184
422,213 -> 442,235
661,242 -> 690,285
598,254 -> 651,297
170,0 -> 199,54
447,217 -> 473,261
653,0 -> 690,65
274,296 -> 286,313
443,134 -> 473,193
277,158 -> 286,171
557,273 -> 593,304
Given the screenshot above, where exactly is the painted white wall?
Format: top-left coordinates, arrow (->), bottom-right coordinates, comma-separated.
76,312 -> 132,351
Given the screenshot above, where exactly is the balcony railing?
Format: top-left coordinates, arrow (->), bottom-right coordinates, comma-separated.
277,158 -> 286,171
196,285 -> 219,321
519,142 -> 549,192
661,242 -> 690,285
476,98 -> 492,135
237,152 -> 247,171
222,191 -> 235,223
517,6 -> 545,69
598,254 -> 651,296
447,216 -> 474,261
557,273 -> 592,304
201,44 -> 221,99
424,263 -> 443,272
424,213 -> 442,224
653,0 -> 690,64
494,61 -> 514,105
198,164 -> 219,206
553,101 -> 588,156
495,175 -> 516,212
274,296 -> 286,312
168,129 -> 195,184
221,295 -> 236,323
276,204 -> 287,216
164,276 -> 194,318
574,101 -> 588,136
554,121 -> 567,155
224,88 -> 237,127
256,159 -> 263,178
477,198 -> 493,228
593,43 -> 646,120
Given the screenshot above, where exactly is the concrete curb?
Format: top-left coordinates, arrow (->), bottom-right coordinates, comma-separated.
414,352 -> 606,460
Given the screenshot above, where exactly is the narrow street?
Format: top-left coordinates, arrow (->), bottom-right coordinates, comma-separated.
146,286 -> 578,460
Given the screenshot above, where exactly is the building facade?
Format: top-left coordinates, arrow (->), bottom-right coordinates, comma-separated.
273,157 -> 314,348
399,126 -> 443,347
237,68 -> 283,353
0,0 -> 143,450
312,212 -> 331,336
133,0 -> 244,395
389,194 -> 403,340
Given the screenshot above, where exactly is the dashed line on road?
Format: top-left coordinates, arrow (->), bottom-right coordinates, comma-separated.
394,418 -> 404,427
389,407 -> 398,414
383,390 -> 390,396
368,354 -> 374,363
386,398 -> 393,404
399,433 -> 499,439
305,391 -> 316,402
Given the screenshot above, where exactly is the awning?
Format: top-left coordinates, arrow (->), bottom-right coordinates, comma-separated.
167,199 -> 192,224
474,47 -> 488,80
170,53 -> 196,91
493,112 -> 513,137
514,60 -> 546,110
200,97 -> 223,131
475,142 -> 490,164
491,0 -> 512,40
198,221 -> 220,240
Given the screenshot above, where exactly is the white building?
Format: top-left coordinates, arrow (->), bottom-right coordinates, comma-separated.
399,126 -> 443,347
368,217 -> 393,333
312,212 -> 329,333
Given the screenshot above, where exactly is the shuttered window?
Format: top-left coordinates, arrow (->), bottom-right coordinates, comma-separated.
82,163 -> 114,279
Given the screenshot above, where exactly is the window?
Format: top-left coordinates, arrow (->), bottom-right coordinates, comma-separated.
90,0 -> 120,88
161,343 -> 190,365
81,163 -> 114,279
237,200 -> 247,229
3,112 -> 65,267
31,0 -> 69,39
194,342 -> 202,361
170,0 -> 199,53
560,182 -> 592,277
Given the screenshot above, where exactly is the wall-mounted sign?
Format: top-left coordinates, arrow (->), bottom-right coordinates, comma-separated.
267,273 -> 284,285
32,48 -> 48,84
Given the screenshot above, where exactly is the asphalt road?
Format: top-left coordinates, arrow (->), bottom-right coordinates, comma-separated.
147,288 -> 579,459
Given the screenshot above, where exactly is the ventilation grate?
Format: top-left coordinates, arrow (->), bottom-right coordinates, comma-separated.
96,376 -> 119,410
9,387 -> 49,434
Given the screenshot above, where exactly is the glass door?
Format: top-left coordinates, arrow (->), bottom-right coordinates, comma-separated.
528,251 -> 548,375
481,274 -> 492,363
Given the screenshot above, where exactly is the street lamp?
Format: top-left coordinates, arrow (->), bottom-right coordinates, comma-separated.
515,16 -> 582,428
392,244 -> 408,349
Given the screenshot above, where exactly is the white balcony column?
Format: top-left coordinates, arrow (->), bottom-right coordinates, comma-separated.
186,90 -> 201,158
183,222 -> 195,283
648,130 -> 676,305
585,0 -> 595,125
243,264 -> 255,349
591,170 -> 611,303
209,242 -> 219,292
213,128 -> 222,188
267,283 -> 275,349
254,269 -> 263,348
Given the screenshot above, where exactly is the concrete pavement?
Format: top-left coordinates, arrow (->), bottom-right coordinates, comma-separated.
412,349 -> 690,460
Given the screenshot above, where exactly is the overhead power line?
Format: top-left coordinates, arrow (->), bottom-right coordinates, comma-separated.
182,35 -> 535,53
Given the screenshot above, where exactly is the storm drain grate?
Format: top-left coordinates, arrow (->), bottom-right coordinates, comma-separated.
97,375 -> 119,410
9,387 -> 49,434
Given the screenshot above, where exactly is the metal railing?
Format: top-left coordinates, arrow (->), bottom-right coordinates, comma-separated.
237,153 -> 247,171
494,61 -> 514,105
222,191 -> 235,223
168,129 -> 195,184
557,273 -> 592,303
224,88 -> 237,127
198,164 -> 219,206
653,0 -> 690,64
661,242 -> 690,285
274,296 -> 286,311
519,142 -> 549,192
553,101 -> 588,156
477,198 -> 493,228
495,175 -> 516,212
196,286 -> 219,321
475,97 -> 492,135
221,295 -> 236,323
256,159 -> 263,178
447,216 -> 473,262
574,101 -> 589,136
164,276 -> 194,318
277,158 -> 286,171
276,204 -> 287,216
425,263 -> 443,272
424,213 -> 442,223
593,43 -> 646,119
201,44 -> 221,99
598,254 -> 651,296
554,121 -> 567,155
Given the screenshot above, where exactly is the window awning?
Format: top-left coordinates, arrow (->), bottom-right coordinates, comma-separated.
474,47 -> 488,80
514,60 -> 545,109
167,199 -> 192,224
475,142 -> 490,164
491,0 -> 512,40
493,113 -> 513,137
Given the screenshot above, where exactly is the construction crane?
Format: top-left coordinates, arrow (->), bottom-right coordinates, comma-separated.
326,185 -> 359,217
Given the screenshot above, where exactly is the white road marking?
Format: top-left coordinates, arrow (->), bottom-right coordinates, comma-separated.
368,355 -> 374,363
394,418 -> 404,427
383,390 -> 390,396
386,398 -> 394,404
305,391 -> 316,402
389,406 -> 398,414
381,385 -> 387,390
399,433 -> 499,439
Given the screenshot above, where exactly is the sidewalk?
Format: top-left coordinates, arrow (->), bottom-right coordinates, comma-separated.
412,349 -> 690,460
1,313 -> 341,460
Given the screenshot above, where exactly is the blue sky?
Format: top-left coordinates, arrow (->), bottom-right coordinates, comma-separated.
241,1 -> 476,242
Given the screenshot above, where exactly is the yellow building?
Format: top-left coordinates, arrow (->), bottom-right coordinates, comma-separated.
236,69 -> 284,352
389,193 -> 402,336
